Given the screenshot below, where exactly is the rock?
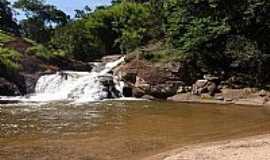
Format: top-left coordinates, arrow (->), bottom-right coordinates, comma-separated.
263,100 -> 270,107
207,83 -> 217,96
203,74 -> 219,82
243,88 -> 257,94
132,87 -> 145,98
23,74 -> 40,94
123,86 -> 133,97
201,94 -> 213,99
115,58 -> 196,99
142,95 -> 156,100
120,71 -> 137,84
257,90 -> 268,97
177,86 -> 191,94
192,79 -> 217,96
99,75 -> 114,86
99,75 -> 121,98
135,76 -> 151,91
225,98 -> 233,102
215,96 -> 225,101
177,86 -> 186,94
101,55 -> 122,63
235,97 -> 268,106
195,80 -> 208,88
166,62 -> 182,73
0,99 -> 20,104
0,78 -> 21,96
149,81 -> 182,98
168,93 -> 199,102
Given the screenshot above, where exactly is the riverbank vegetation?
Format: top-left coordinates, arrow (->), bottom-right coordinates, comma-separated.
0,0 -> 269,89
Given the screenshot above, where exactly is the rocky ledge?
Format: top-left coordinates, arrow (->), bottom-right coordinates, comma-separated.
114,57 -> 270,106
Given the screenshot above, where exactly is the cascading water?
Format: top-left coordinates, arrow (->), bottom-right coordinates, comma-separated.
28,57 -> 125,102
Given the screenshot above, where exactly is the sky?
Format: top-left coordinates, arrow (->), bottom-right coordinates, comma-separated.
10,0 -> 112,18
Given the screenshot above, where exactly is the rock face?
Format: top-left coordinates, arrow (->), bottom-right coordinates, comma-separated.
115,58 -> 187,99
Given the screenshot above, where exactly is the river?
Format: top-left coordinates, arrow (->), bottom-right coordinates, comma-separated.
1,101 -> 270,160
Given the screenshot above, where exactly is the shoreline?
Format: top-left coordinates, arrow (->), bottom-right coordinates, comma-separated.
167,89 -> 270,107
168,98 -> 265,107
144,134 -> 270,160
0,96 -> 268,107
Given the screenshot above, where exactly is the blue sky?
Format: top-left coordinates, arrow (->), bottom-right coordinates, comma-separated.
10,0 -> 112,18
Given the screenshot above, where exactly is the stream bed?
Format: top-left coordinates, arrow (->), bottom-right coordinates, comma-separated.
1,101 -> 270,160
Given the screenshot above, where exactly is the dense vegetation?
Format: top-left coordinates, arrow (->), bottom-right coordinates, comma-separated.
0,0 -> 270,86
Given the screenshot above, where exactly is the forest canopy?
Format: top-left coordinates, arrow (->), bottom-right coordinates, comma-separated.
0,0 -> 270,85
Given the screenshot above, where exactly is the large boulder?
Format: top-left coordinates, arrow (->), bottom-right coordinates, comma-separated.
99,75 -> 120,98
148,81 -> 183,98
115,58 -> 188,99
192,80 -> 217,96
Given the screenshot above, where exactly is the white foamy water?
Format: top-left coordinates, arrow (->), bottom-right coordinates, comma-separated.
0,57 -> 126,103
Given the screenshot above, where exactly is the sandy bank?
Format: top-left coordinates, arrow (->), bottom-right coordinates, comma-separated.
168,88 -> 270,107
144,134 -> 270,160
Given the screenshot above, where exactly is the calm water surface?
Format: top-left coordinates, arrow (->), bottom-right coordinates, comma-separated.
1,101 -> 270,160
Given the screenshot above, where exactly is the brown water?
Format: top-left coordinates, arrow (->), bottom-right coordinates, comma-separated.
1,101 -> 270,160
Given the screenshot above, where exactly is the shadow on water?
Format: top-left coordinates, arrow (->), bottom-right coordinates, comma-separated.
1,101 -> 270,160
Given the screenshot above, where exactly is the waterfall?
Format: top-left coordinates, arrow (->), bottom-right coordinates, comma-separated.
28,57 -> 125,102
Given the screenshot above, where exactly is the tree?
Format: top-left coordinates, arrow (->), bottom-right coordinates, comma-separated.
50,2 -> 150,60
0,0 -> 19,34
14,0 -> 70,43
74,5 -> 91,19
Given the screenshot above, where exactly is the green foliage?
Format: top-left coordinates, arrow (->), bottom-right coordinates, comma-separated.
143,48 -> 185,62
50,20 -> 102,60
50,2 -> 150,60
0,0 -> 19,34
26,44 -> 65,59
1,0 -> 269,86
0,48 -> 22,71
14,0 -> 70,44
109,2 -> 150,52
0,30 -> 14,43
225,36 -> 259,63
164,0 -> 231,51
83,1 -> 150,53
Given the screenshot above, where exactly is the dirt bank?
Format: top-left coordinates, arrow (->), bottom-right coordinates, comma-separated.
144,134 -> 270,160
